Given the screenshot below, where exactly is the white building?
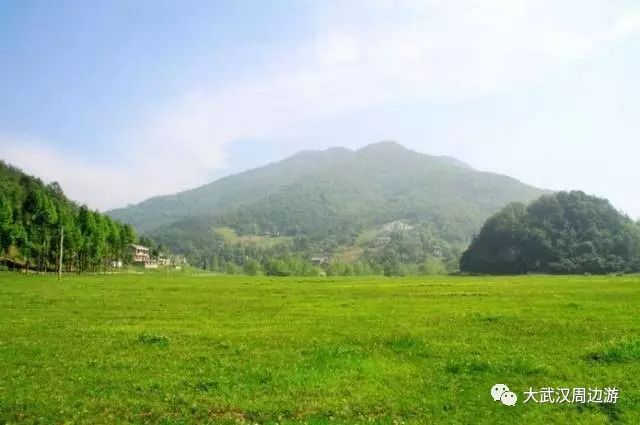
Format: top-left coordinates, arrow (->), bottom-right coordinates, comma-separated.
130,244 -> 150,264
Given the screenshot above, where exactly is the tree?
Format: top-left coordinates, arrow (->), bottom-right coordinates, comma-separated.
78,206 -> 98,272
106,217 -> 121,269
461,192 -> 640,275
91,212 -> 108,272
243,258 -> 261,275
418,257 -> 446,275
0,192 -> 13,254
120,224 -> 136,265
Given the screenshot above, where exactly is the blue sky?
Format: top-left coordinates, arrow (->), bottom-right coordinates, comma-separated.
1,0 -> 639,217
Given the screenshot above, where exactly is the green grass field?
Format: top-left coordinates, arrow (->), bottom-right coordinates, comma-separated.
0,273 -> 639,424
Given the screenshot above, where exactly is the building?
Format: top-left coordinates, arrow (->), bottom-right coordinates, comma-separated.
157,255 -> 170,267
374,236 -> 391,247
130,244 -> 150,264
144,260 -> 159,269
311,255 -> 330,266
171,255 -> 188,266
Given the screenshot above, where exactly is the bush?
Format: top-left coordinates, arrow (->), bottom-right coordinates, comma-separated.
138,332 -> 169,346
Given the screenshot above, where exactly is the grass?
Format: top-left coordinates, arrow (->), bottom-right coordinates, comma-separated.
214,227 -> 293,248
0,273 -> 639,424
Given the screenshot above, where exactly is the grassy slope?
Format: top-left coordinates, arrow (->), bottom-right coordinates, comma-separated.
214,227 -> 294,248
0,274 -> 639,424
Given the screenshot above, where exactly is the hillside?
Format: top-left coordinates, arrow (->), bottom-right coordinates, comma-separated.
108,146 -> 356,233
107,142 -> 546,273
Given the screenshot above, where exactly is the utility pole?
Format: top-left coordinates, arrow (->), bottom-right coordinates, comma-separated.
58,226 -> 64,281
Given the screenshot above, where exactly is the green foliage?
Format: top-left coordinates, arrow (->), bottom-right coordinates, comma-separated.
0,192 -> 13,252
243,258 -> 261,275
418,257 -> 447,275
0,161 -> 137,272
461,191 -> 640,274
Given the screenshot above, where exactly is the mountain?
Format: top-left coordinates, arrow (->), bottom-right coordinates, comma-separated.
108,142 -> 547,272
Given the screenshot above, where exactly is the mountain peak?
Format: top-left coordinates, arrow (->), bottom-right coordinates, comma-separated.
290,146 -> 353,159
357,142 -> 472,169
357,141 -> 408,153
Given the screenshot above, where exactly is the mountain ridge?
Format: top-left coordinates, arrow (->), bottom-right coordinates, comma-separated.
107,142 -> 547,270
107,142 -> 504,232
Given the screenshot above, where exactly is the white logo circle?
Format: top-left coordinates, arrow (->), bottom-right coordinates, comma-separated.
500,391 -> 518,406
491,384 -> 510,401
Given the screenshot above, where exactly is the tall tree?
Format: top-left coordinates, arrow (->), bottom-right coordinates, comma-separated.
0,192 -> 13,254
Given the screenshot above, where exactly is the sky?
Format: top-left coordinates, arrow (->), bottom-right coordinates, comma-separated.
1,0 -> 639,216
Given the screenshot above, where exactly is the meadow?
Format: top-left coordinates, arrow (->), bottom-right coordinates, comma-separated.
0,273 -> 639,424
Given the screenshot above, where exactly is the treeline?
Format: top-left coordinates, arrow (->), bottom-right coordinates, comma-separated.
155,224 -> 459,276
196,247 -> 451,277
0,161 -> 137,272
362,228 -> 461,275
461,191 -> 640,275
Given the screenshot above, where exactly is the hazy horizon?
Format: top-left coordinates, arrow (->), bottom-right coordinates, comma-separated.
1,1 -> 639,216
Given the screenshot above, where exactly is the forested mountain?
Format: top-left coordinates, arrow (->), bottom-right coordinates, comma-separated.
109,142 -> 546,274
0,161 -> 137,272
460,191 -> 640,274
108,146 -> 356,233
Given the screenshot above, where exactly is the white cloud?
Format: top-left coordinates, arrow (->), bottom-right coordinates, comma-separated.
2,0 -> 639,210
0,136 -> 133,210
0,130 -> 228,211
607,9 -> 640,41
316,32 -> 360,66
